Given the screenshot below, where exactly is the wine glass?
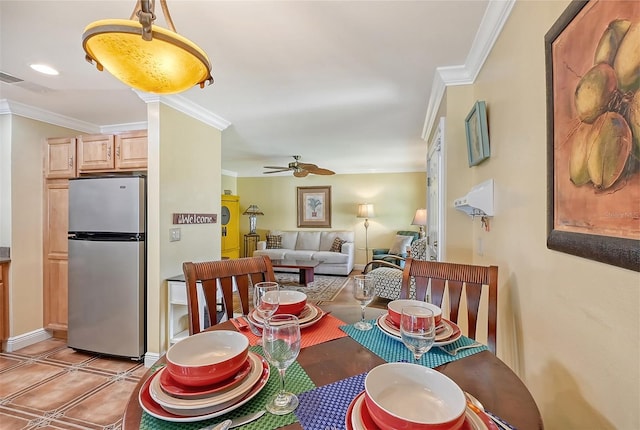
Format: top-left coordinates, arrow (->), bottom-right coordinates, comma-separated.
253,281 -> 280,320
400,305 -> 436,362
353,274 -> 375,330
262,314 -> 301,415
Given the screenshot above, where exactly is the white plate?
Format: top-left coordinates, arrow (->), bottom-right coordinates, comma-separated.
375,313 -> 462,346
149,352 -> 264,415
139,353 -> 269,422
249,304 -> 325,329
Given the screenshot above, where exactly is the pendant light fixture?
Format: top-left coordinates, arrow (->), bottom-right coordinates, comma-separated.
82,0 -> 213,94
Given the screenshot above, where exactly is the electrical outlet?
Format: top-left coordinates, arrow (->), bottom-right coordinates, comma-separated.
170,228 -> 181,242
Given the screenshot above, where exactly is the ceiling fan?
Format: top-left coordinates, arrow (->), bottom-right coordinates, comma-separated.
263,155 -> 335,177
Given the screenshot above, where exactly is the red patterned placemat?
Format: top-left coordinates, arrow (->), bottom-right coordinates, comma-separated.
230,314 -> 348,348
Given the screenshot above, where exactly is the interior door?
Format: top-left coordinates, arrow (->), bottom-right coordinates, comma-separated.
427,117 -> 445,261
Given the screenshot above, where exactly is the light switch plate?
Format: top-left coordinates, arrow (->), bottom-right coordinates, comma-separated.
170,228 -> 181,242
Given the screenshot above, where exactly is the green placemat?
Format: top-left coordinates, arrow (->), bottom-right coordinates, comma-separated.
140,346 -> 316,430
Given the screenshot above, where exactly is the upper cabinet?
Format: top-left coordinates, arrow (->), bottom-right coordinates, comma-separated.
45,137 -> 77,179
116,130 -> 148,170
46,130 -> 148,178
78,130 -> 148,173
77,134 -> 115,171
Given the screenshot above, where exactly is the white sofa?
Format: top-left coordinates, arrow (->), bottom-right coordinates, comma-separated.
254,230 -> 355,276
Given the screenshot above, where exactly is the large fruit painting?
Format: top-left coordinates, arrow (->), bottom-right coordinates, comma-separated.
546,0 -> 639,271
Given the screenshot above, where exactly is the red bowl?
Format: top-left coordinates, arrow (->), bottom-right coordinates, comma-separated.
274,290 -> 307,316
166,330 -> 249,387
364,363 -> 466,430
387,299 -> 442,327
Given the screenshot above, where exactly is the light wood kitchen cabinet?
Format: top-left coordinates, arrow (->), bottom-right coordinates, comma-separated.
43,179 -> 69,331
77,130 -> 148,173
45,137 -> 76,179
115,130 -> 148,170
221,195 -> 240,259
77,134 -> 115,172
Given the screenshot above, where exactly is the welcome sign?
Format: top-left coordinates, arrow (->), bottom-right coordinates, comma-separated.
172,213 -> 217,224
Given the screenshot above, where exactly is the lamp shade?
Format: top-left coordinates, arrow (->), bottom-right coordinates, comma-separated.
357,203 -> 375,219
242,205 -> 264,216
411,208 -> 427,226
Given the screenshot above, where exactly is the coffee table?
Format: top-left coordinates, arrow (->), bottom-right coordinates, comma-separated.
270,259 -> 321,286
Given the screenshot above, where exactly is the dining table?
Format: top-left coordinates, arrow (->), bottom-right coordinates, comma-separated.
123,317 -> 544,430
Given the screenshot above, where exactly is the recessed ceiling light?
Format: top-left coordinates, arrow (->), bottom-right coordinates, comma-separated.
30,64 -> 59,75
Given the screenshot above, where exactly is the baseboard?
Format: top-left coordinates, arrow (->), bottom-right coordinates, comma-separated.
4,328 -> 52,352
144,351 -> 161,368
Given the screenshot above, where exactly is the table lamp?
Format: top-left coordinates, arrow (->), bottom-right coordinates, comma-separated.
411,208 -> 427,238
242,205 -> 264,234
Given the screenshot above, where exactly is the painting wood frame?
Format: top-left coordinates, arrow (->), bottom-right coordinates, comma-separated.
464,100 -> 490,167
545,0 -> 639,272
297,186 -> 332,228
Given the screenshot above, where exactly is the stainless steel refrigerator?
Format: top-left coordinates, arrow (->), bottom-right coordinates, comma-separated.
68,175 -> 146,360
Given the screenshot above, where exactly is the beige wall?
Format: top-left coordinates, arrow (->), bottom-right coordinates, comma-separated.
221,173 -> 237,195
146,103 -> 223,355
238,172 -> 426,264
1,114 -> 81,337
442,2 -> 639,428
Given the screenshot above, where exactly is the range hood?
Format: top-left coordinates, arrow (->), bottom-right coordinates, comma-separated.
454,179 -> 494,217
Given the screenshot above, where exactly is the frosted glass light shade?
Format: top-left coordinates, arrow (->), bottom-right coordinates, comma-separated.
82,19 -> 212,94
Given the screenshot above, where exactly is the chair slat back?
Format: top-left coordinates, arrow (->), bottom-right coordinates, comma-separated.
182,256 -> 276,335
400,259 -> 498,353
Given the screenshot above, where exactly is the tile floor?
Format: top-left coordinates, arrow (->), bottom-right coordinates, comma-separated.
0,271 -> 388,429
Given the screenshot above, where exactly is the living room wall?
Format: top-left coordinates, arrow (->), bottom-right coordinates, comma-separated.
237,172 -> 426,265
442,1 -> 639,428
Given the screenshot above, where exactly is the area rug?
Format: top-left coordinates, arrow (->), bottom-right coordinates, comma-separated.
274,273 -> 350,302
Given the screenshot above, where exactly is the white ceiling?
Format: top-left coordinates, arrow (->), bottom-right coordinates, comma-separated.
0,1 -> 512,177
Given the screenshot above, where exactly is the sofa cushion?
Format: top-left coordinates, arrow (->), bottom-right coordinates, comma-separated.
389,235 -> 413,255
254,248 -> 288,260
282,250 -> 316,260
330,237 -> 346,252
295,231 -> 321,251
319,231 -> 355,251
266,234 -> 282,249
313,250 -> 349,264
270,231 -> 298,250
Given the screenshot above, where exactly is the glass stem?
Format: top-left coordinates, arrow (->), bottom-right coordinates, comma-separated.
277,368 -> 287,398
360,305 -> 366,323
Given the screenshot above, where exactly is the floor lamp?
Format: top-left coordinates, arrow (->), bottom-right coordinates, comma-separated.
357,203 -> 375,261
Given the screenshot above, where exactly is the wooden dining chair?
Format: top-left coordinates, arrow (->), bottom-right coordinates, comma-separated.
182,255 -> 277,335
400,259 -> 498,353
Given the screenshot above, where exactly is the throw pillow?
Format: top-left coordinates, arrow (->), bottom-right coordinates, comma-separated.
330,237 -> 346,252
388,235 -> 414,255
266,234 -> 282,249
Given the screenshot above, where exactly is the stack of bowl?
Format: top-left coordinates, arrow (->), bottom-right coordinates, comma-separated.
139,330 -> 270,421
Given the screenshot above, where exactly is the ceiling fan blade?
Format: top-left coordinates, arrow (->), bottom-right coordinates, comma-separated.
293,170 -> 309,178
264,169 -> 291,174
296,162 -> 317,169
310,168 -> 335,175
263,166 -> 290,169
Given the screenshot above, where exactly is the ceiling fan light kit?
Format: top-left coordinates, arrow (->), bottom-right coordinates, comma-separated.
82,0 -> 213,94
264,156 -> 335,177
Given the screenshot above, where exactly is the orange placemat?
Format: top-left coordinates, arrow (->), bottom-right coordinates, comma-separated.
230,314 -> 348,348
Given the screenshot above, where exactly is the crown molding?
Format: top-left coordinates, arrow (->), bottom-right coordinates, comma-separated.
421,0 -> 515,140
133,91 -> 231,131
0,99 -> 99,133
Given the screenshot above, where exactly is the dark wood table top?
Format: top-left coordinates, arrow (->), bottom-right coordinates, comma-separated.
124,322 -> 543,430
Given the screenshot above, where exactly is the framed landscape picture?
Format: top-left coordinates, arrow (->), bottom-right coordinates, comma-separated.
464,100 -> 490,166
545,0 -> 640,271
297,186 -> 331,228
